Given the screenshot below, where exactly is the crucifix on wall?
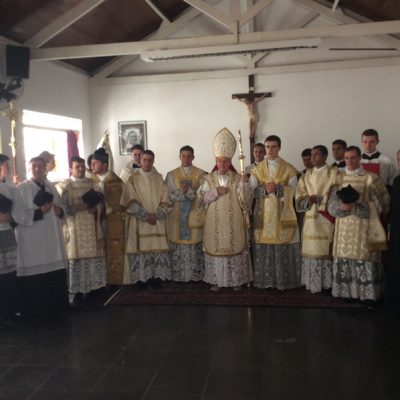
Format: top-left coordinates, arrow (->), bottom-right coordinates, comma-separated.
232,75 -> 272,161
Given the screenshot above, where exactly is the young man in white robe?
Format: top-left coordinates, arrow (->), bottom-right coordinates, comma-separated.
15,157 -> 68,317
295,145 -> 339,293
198,128 -> 252,291
166,145 -> 206,282
121,150 -> 172,287
250,135 -> 301,290
119,144 -> 144,183
327,146 -> 390,301
57,157 -> 107,305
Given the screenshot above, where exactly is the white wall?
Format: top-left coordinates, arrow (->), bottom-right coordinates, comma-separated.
90,64 -> 400,177
0,61 -> 91,179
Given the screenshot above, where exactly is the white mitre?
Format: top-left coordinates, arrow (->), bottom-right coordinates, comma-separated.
213,127 -> 237,158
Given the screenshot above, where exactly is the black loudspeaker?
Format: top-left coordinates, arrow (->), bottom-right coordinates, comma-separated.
5,45 -> 30,79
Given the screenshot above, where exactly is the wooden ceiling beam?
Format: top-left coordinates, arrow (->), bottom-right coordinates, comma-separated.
31,20 -> 400,61
145,0 -> 171,23
184,0 -> 236,32
239,0 -> 273,27
249,9 -> 319,67
91,5 -> 210,80
332,0 -> 341,12
290,10 -> 319,29
94,55 -> 400,85
0,35 -> 18,46
25,0 -> 106,48
294,0 -> 400,51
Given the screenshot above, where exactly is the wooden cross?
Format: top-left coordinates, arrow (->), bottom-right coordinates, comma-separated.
232,75 -> 272,161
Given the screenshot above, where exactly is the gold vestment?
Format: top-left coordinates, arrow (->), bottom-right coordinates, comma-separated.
92,171 -> 125,284
252,158 -> 298,244
202,171 -> 247,257
57,178 -> 104,260
295,166 -> 339,259
332,171 -> 390,261
167,166 -> 206,245
121,170 -> 171,254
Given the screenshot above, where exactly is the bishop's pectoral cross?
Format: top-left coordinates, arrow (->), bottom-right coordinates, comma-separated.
232,75 -> 272,161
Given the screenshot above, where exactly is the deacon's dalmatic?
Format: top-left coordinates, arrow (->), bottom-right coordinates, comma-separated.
328,146 -> 390,301
295,145 -> 340,293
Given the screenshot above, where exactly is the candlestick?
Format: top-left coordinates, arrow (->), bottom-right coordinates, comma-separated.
238,130 -> 245,175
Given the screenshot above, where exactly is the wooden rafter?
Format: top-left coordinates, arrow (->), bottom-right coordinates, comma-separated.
145,0 -> 170,23
294,0 -> 400,51
239,0 -> 273,27
95,56 -> 400,85
248,9 -> 319,68
31,20 -> 400,61
25,0 -> 106,48
91,5 -> 211,80
184,0 -> 235,32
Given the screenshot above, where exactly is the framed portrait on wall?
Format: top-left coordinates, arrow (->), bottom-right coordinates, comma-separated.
118,120 -> 147,155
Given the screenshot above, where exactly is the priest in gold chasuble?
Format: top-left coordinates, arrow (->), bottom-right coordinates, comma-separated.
121,150 -> 172,285
91,148 -> 126,285
327,146 -> 390,301
198,128 -> 252,291
166,145 -> 206,282
57,157 -> 106,304
250,135 -> 301,290
295,145 -> 339,293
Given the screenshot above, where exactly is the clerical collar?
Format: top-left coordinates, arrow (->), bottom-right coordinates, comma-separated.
182,166 -> 192,175
140,168 -> 154,176
345,167 -> 364,176
97,171 -> 109,182
314,164 -> 328,172
333,159 -> 345,165
267,158 -> 279,165
362,151 -> 380,160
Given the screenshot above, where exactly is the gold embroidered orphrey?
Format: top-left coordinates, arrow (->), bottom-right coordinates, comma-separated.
121,170 -> 170,255
57,178 -> 105,260
167,166 -> 205,245
252,158 -> 298,244
202,171 -> 247,257
332,172 -> 389,261
296,166 -> 339,259
92,171 -> 125,284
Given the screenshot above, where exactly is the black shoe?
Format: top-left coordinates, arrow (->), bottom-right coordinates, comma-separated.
150,278 -> 163,289
134,281 -> 146,290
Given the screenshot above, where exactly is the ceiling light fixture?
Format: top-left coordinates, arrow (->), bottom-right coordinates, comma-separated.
141,38 -> 321,62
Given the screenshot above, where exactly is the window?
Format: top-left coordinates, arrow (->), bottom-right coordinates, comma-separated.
22,110 -> 82,182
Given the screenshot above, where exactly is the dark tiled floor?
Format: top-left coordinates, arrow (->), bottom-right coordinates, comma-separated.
1,294 -> 400,400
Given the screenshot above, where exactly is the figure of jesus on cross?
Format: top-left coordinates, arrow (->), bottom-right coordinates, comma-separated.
232,75 -> 272,160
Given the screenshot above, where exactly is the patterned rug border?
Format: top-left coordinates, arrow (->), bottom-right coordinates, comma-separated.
105,282 -> 365,309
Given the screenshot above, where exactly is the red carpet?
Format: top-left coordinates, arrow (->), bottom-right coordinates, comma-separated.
106,282 -> 364,308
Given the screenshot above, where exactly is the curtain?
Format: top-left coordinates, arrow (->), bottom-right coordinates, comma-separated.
66,130 -> 79,162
